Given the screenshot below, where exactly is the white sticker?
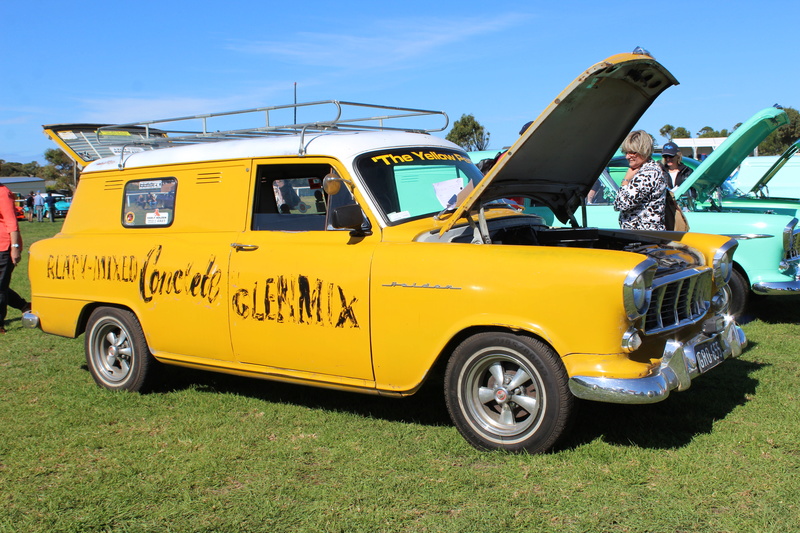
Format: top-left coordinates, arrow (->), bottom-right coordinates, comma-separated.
145,211 -> 169,225
110,146 -> 146,155
387,211 -> 410,222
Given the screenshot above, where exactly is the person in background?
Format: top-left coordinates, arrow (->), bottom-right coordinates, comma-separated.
273,179 -> 302,212
0,173 -> 31,334
660,141 -> 693,190
25,192 -> 34,222
613,130 -> 667,230
46,192 -> 56,222
33,192 -> 44,222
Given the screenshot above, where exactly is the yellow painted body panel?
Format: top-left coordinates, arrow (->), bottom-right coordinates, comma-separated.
369,239 -> 638,391
27,295 -> 92,338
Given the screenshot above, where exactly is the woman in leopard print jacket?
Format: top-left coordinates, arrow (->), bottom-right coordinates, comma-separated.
613,130 -> 666,230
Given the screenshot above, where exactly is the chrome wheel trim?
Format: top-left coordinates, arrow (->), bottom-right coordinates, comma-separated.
459,346 -> 546,444
89,317 -> 134,384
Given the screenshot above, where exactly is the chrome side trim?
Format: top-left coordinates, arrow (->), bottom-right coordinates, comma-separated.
22,312 -> 40,329
568,317 -> 746,404
720,234 -> 773,240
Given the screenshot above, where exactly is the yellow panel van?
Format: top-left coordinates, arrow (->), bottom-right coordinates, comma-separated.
26,51 -> 746,453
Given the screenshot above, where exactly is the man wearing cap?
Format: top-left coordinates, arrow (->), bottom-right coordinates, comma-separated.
660,141 -> 693,190
0,175 -> 30,334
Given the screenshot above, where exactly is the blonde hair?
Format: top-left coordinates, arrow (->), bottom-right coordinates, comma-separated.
621,130 -> 653,160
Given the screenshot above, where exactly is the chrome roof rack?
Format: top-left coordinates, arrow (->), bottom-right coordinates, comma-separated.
44,101 -> 449,167
97,100 -> 448,146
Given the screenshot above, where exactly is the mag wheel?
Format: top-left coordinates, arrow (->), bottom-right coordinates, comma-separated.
444,332 -> 574,454
85,307 -> 155,392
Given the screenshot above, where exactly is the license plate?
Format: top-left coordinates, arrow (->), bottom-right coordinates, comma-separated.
695,337 -> 725,373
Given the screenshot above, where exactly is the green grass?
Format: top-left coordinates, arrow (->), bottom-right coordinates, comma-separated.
2,221 -> 800,532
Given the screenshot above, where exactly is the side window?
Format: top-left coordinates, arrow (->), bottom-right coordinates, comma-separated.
122,178 -> 177,228
251,164 -> 330,231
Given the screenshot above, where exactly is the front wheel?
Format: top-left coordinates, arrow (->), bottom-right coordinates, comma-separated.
444,332 -> 574,453
85,307 -> 156,392
727,268 -> 749,319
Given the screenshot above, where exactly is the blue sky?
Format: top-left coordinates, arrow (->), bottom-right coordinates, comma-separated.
1,0 -> 796,164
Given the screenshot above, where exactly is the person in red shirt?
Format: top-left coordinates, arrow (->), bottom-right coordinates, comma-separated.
0,176 -> 30,334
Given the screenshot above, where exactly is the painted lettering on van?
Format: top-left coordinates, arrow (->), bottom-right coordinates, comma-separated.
370,151 -> 470,166
46,254 -> 138,282
232,274 -> 359,328
139,245 -> 222,304
45,247 -> 222,306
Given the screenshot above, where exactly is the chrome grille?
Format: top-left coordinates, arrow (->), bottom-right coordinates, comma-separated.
783,219 -> 800,262
644,269 -> 712,334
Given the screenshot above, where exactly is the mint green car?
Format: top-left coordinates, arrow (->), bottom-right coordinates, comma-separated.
469,107 -> 800,317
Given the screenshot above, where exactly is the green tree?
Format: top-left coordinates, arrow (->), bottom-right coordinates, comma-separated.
696,126 -> 730,138
659,124 -> 675,140
673,127 -> 691,138
446,114 -> 490,151
0,160 -> 41,177
696,126 -> 716,138
758,107 -> 800,155
42,148 -> 76,191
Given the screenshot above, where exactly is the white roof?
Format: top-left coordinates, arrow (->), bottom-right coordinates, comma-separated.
84,131 -> 459,173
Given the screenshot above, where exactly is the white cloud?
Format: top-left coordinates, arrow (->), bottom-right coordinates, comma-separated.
227,13 -> 530,70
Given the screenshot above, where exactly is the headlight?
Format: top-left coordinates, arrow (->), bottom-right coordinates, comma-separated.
712,239 -> 737,286
623,259 -> 656,321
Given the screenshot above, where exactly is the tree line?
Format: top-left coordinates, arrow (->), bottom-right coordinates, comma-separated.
448,106 -> 800,157
659,106 -> 800,156
0,149 -> 76,192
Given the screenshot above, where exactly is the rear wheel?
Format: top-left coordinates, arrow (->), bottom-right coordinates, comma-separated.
85,307 -> 155,392
444,332 -> 574,453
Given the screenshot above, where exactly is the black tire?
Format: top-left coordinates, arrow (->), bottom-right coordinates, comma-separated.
444,332 -> 574,454
84,307 -> 156,392
728,268 -> 749,319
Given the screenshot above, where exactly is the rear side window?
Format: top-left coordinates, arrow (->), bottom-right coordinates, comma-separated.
122,178 -> 177,228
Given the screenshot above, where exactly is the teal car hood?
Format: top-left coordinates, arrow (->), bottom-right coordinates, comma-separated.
675,107 -> 789,202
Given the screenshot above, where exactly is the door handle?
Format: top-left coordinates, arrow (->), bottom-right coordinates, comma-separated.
231,243 -> 259,251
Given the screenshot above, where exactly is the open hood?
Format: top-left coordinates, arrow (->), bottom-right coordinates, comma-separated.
673,107 -> 788,202
747,139 -> 800,195
440,51 -> 678,232
42,124 -> 169,168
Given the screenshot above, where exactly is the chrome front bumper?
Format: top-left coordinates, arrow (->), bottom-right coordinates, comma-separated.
752,279 -> 800,295
568,316 -> 747,404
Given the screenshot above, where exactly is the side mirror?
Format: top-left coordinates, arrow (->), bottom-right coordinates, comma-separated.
322,175 -> 342,195
331,204 -> 371,236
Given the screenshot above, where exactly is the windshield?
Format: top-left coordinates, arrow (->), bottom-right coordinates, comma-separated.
720,178 -> 743,198
755,144 -> 800,197
356,148 -> 483,224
